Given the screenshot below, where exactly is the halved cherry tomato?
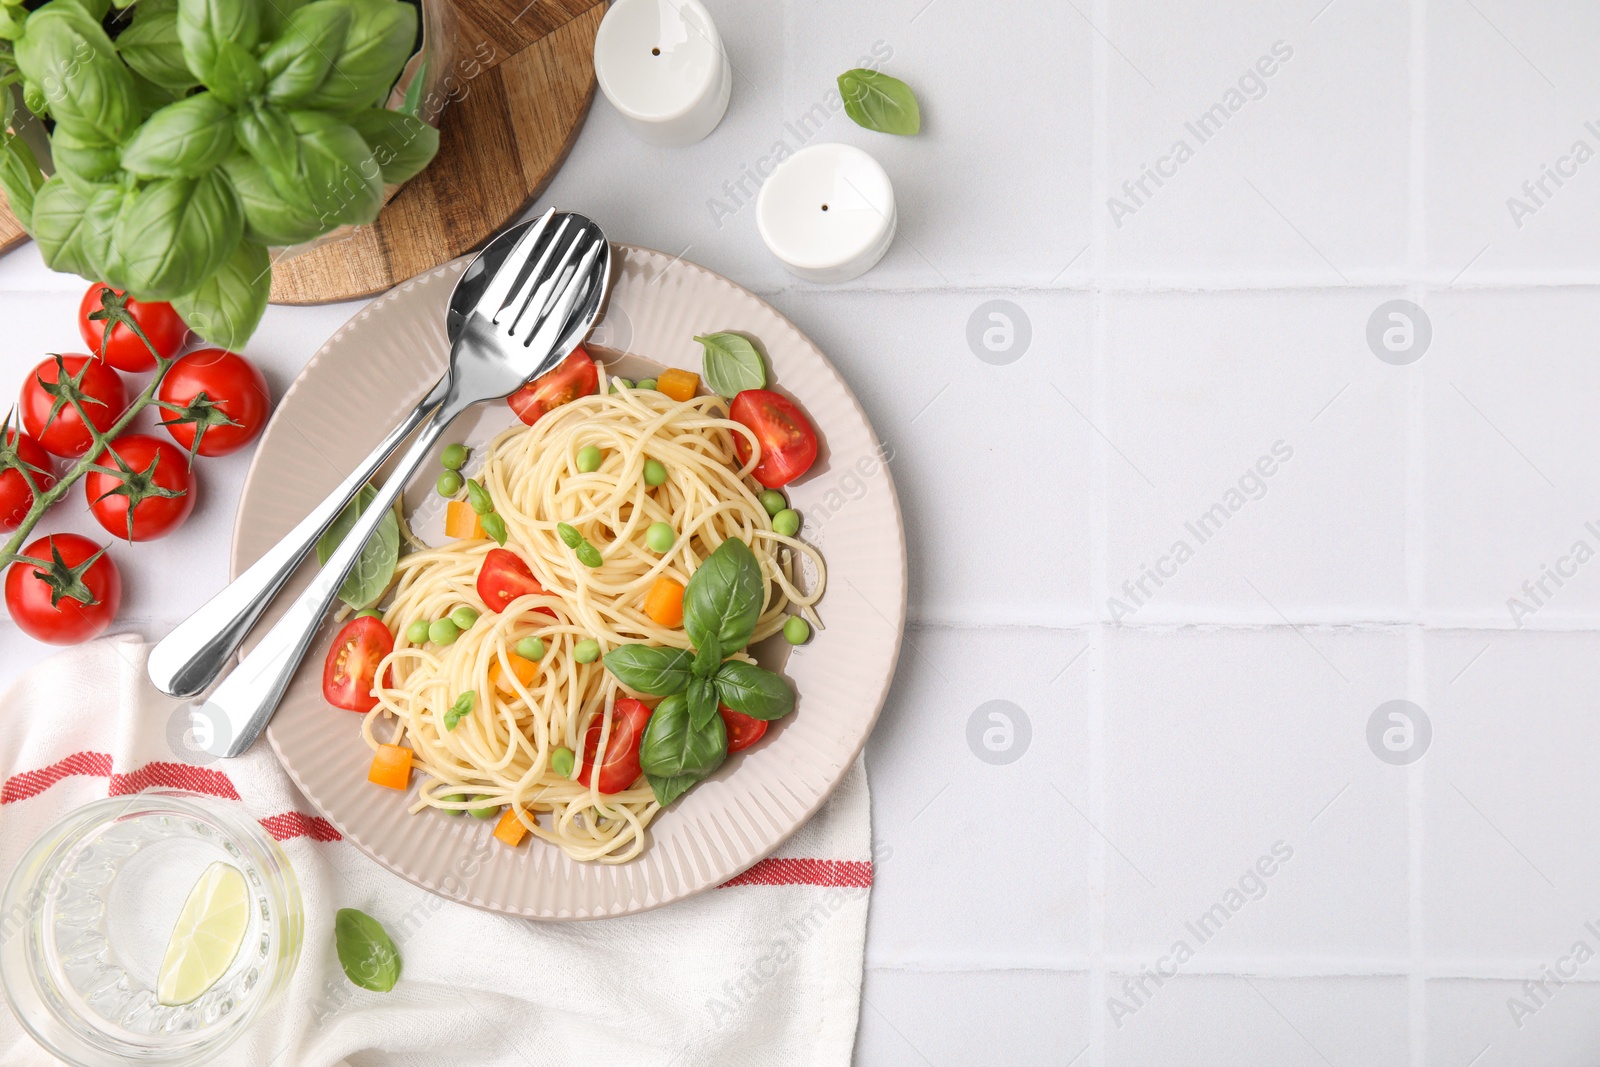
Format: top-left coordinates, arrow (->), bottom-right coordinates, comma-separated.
157,348 -> 270,457
507,347 -> 598,426
729,389 -> 819,488
720,705 -> 768,753
0,429 -> 56,532
578,697 -> 652,794
322,615 -> 394,712
476,548 -> 554,616
84,434 -> 195,542
5,533 -> 121,645
77,283 -> 188,372
20,355 -> 129,458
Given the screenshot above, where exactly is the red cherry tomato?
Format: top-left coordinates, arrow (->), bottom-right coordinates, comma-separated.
4,533 -> 121,645
476,547 -> 555,616
729,389 -> 819,488
507,347 -> 598,426
77,282 -> 188,372
720,705 -> 768,753
579,697 -> 652,793
0,429 -> 57,532
20,355 -> 128,458
84,434 -> 196,542
322,615 -> 395,712
157,348 -> 271,457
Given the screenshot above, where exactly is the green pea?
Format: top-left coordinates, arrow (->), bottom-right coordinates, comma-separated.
436,469 -> 464,497
576,445 -> 603,473
759,489 -> 786,516
783,615 -> 811,644
440,793 -> 468,815
514,636 -> 546,661
468,795 -> 500,819
441,443 -> 470,470
355,608 -> 384,621
772,508 -> 801,537
550,746 -> 575,778
573,638 -> 600,664
609,378 -> 634,393
635,377 -> 658,391
406,619 -> 431,644
481,513 -> 508,546
646,522 -> 675,552
429,618 -> 460,646
643,458 -> 667,487
465,479 -> 494,515
451,606 -> 480,630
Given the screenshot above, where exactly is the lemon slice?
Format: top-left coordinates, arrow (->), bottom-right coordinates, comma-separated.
156,861 -> 250,1006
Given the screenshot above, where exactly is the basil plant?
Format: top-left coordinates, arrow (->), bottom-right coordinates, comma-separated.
0,0 -> 439,347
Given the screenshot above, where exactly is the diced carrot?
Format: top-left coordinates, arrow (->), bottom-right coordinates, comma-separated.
656,368 -> 699,402
494,807 -> 529,846
489,652 -> 539,693
445,500 -> 485,540
643,576 -> 685,627
368,744 -> 413,791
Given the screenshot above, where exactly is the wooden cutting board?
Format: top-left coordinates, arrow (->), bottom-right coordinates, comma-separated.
0,0 -> 608,305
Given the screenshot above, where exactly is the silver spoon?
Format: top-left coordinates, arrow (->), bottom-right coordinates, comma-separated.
146,210 -> 595,699
164,211 -> 610,757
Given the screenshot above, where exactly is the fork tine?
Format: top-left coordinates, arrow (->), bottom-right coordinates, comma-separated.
524,234 -> 604,355
474,208 -> 555,321
504,223 -> 589,338
499,216 -> 575,334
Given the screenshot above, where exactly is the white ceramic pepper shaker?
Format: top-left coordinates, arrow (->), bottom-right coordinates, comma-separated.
756,143 -> 896,283
592,0 -> 732,148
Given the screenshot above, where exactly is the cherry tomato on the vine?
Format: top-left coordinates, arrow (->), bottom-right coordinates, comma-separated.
157,348 -> 271,458
84,434 -> 196,542
77,283 -> 188,372
20,355 -> 128,458
4,533 -> 121,645
0,428 -> 56,532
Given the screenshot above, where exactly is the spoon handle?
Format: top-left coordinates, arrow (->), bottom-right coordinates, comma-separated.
192,395 -> 462,758
146,376 -> 449,699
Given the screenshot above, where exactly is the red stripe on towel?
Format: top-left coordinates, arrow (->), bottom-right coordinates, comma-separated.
0,750 -> 113,803
259,811 -> 343,842
108,761 -> 240,800
721,857 -> 873,889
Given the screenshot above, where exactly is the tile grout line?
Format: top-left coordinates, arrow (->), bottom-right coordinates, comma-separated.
1407,0 -> 1430,1061
1087,0 -> 1110,1060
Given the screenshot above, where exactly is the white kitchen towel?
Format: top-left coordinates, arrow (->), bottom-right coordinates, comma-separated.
0,635 -> 872,1067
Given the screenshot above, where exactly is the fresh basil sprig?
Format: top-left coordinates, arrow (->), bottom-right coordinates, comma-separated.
695,333 -> 766,398
444,690 -> 475,732
558,522 -> 603,568
334,908 -> 401,993
837,68 -> 921,136
603,538 -> 796,805
315,484 -> 399,610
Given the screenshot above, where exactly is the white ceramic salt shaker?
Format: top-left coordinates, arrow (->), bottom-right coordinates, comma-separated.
756,143 -> 896,283
592,0 -> 731,148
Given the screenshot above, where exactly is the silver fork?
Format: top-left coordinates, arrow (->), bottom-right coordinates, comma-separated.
182,211 -> 611,758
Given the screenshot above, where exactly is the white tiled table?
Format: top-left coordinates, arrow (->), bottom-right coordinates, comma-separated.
2,0 -> 1598,1062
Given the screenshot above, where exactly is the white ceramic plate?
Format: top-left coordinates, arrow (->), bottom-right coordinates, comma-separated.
231,245 -> 906,918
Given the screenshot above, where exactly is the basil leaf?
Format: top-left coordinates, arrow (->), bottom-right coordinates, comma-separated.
59,0 -> 110,18
116,3 -> 199,93
645,772 -> 699,807
16,5 -> 137,145
177,0 -> 263,105
691,633 -> 722,678
114,170 -> 243,300
121,92 -> 235,177
687,676 -> 719,731
171,237 -> 269,350
602,644 -> 693,695
315,484 -> 400,610
683,537 -> 764,654
0,136 -> 45,230
334,908 -> 400,992
346,107 -> 439,184
258,0 -> 307,40
223,153 -> 329,245
638,692 -> 727,781
299,0 -> 416,112
49,124 -> 123,186
837,68 -> 921,136
443,690 -> 475,731
261,1 -> 353,105
713,660 -> 794,721
285,110 -> 384,228
695,333 -> 766,398
32,178 -> 129,286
